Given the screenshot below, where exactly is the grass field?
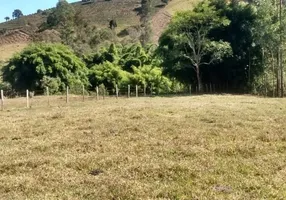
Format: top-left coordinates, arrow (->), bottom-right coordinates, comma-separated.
1,95 -> 286,199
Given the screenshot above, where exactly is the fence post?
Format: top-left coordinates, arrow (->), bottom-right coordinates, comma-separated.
46,87 -> 50,106
66,86 -> 69,103
136,85 -> 138,98
1,90 -> 4,111
151,86 -> 153,97
26,89 -> 30,108
128,85 -> 130,98
196,86 -> 198,94
189,85 -> 192,95
144,85 -> 146,96
82,85 -> 85,102
115,84 -> 119,99
96,86 -> 99,100
103,86 -> 105,100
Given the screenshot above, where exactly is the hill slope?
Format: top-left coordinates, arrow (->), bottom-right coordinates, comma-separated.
0,0 -> 197,61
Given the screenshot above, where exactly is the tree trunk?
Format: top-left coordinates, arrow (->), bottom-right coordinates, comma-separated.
277,51 -> 281,97
271,52 -> 275,97
195,65 -> 202,93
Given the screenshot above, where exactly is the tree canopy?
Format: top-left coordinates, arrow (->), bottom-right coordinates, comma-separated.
12,9 -> 23,19
2,43 -> 89,93
158,1 -> 232,91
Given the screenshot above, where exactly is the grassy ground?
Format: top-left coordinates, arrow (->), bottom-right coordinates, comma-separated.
165,0 -> 199,15
0,95 -> 286,199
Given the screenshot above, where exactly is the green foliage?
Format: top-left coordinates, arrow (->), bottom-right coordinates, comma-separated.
2,43 -> 89,93
158,0 -> 232,91
130,65 -> 172,93
12,9 -> 23,19
140,0 -> 153,44
86,43 -> 173,93
89,61 -> 130,89
46,0 -> 75,28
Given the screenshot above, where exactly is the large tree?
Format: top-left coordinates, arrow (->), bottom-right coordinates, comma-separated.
12,9 -> 23,19
158,1 -> 232,92
2,43 -> 88,93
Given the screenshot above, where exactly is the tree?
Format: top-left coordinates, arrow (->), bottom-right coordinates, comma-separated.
250,0 -> 286,96
2,43 -> 89,93
158,1 -> 232,92
109,19 -> 117,30
4,16 -> 10,21
46,0 -> 76,45
12,9 -> 23,19
140,0 -> 153,45
209,0 -> 260,93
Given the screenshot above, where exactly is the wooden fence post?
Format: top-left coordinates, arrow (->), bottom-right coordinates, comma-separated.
96,86 -> 99,100
144,85 -> 146,97
66,86 -> 69,103
136,85 -> 138,98
115,84 -> 119,99
189,85 -> 192,95
46,87 -> 50,106
128,85 -> 130,98
82,85 -> 85,102
0,90 -> 3,110
103,86 -> 105,100
26,89 -> 30,108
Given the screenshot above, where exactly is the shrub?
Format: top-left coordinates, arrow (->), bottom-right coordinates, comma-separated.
2,43 -> 89,93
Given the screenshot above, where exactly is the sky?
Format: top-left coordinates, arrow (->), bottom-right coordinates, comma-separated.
0,0 -> 78,23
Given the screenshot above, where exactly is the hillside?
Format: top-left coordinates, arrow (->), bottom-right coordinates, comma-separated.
0,0 -> 196,61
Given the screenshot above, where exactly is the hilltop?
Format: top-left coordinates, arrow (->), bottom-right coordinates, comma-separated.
0,0 -> 197,62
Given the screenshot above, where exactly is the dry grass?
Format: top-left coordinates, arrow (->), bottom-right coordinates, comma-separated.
1,95 -> 286,199
0,43 -> 28,62
165,0 -> 199,15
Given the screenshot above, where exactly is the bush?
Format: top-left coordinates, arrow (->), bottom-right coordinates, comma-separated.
89,61 -> 130,89
2,43 -> 89,93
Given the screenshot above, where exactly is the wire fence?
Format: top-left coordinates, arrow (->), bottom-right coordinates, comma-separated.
0,83 -> 233,111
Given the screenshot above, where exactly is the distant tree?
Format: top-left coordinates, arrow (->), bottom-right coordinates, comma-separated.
12,9 -> 23,19
47,0 -> 75,28
37,9 -> 43,14
4,16 -> 10,21
109,19 -> 117,30
46,0 -> 76,45
140,0 -> 153,45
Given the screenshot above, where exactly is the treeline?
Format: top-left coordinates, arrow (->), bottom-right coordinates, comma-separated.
1,0 -> 286,97
1,43 -> 178,94
158,0 -> 286,96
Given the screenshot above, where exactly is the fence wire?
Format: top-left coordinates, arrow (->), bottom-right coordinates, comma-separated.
0,84 -> 226,110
